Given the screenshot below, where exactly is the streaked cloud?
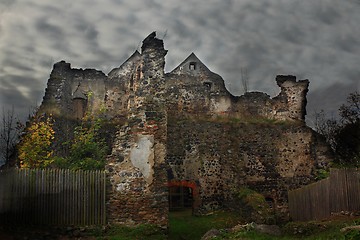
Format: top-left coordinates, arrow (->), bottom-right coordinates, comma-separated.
0,0 -> 359,125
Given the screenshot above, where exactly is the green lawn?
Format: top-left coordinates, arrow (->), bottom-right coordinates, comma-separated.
4,210 -> 360,239
40,210 -> 360,239
168,209 -> 242,240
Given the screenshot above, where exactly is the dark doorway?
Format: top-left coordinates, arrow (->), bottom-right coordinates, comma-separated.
169,186 -> 193,211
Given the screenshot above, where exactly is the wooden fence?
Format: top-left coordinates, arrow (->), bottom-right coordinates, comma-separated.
288,168 -> 360,221
0,168 -> 106,226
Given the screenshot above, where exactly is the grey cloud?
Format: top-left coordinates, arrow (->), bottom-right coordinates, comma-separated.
2,59 -> 33,73
73,18 -> 99,41
1,0 -> 360,123
2,75 -> 33,89
312,4 -> 341,25
0,0 -> 15,12
307,80 -> 359,126
1,87 -> 35,110
0,75 -> 43,122
334,34 -> 360,53
36,18 -> 65,41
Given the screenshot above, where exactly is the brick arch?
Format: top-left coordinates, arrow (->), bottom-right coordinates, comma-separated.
167,180 -> 201,211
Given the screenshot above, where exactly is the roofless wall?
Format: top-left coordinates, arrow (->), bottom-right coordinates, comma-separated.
32,32 -> 333,227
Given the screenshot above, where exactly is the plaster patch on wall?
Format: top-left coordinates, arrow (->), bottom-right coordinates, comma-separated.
130,135 -> 154,183
210,97 -> 231,113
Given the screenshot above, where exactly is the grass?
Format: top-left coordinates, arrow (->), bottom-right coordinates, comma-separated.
87,224 -> 167,240
85,211 -> 360,239
215,216 -> 360,240
3,211 -> 360,239
82,209 -> 242,240
168,209 -> 242,240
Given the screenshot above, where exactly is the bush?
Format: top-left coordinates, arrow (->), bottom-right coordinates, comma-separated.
53,119 -> 107,170
235,187 -> 274,224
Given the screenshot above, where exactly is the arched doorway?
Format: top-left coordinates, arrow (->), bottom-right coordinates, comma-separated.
167,180 -> 199,212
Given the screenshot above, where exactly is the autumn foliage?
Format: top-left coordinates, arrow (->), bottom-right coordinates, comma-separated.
18,115 -> 55,168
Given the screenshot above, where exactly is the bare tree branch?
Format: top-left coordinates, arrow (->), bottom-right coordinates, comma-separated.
241,67 -> 249,94
0,107 -> 22,165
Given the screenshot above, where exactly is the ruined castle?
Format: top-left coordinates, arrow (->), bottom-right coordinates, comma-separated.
38,32 -> 332,227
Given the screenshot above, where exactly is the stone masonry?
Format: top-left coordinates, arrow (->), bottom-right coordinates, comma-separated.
35,32 -> 333,227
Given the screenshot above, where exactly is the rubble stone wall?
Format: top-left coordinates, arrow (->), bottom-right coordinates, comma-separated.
32,32 -> 333,227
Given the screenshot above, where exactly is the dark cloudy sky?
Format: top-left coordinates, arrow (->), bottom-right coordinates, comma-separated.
1,0 -> 359,126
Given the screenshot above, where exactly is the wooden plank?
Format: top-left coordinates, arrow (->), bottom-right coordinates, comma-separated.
42,169 -> 46,225
90,170 -> 95,225
346,169 -> 360,212
64,169 -> 68,225
35,169 -> 38,225
74,170 -> 79,225
102,170 -> 106,225
69,170 -> 74,226
59,169 -> 63,225
84,170 -> 88,225
67,169 -> 71,225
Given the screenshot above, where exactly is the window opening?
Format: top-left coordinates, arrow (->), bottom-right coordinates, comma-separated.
203,82 -> 212,90
189,62 -> 196,70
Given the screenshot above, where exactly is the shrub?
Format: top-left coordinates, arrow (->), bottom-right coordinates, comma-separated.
235,187 -> 274,224
53,119 -> 107,170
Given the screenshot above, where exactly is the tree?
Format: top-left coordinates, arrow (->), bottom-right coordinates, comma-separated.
313,110 -> 339,150
17,115 -> 55,168
334,121 -> 360,164
0,107 -> 22,165
315,91 -> 360,165
339,92 -> 360,125
336,92 -> 360,164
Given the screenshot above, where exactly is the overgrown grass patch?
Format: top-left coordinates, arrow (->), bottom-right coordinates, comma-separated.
88,224 -> 167,240
214,216 -> 360,240
168,209 -> 242,240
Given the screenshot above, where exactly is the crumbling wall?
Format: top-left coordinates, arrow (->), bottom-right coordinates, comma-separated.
40,60 -> 107,118
272,75 -> 309,121
165,54 -> 309,122
38,61 -> 107,156
105,51 -> 141,118
31,32 -> 334,227
106,32 -> 168,227
166,114 -> 332,216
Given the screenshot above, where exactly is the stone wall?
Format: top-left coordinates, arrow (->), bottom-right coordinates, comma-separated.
41,61 -> 107,118
30,32 -> 334,227
105,32 -> 168,228
165,54 -> 309,122
166,113 -> 332,216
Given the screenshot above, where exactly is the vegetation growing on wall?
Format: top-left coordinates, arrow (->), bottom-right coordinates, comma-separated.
53,117 -> 108,170
234,187 -> 274,224
18,115 -> 55,168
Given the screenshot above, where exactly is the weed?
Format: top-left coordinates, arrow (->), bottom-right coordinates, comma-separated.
168,210 -> 242,240
90,224 -> 166,240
